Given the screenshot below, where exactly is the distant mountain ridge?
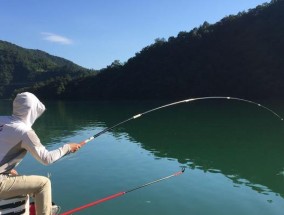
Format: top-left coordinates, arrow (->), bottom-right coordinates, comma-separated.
1,0 -> 284,100
0,40 -> 93,98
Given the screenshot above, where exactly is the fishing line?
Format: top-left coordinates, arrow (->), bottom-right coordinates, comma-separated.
79,96 -> 283,146
59,168 -> 185,215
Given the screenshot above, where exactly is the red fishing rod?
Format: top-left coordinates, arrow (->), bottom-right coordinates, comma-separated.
60,167 -> 185,215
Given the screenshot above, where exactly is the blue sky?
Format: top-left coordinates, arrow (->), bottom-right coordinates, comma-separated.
0,0 -> 270,70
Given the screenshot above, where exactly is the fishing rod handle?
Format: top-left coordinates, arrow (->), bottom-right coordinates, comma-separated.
79,136 -> 94,146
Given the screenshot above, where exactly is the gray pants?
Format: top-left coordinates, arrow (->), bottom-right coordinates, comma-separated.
0,175 -> 52,215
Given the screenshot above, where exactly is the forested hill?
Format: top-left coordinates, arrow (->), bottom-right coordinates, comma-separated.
5,0 -> 284,100
56,0 -> 283,100
0,40 -> 92,98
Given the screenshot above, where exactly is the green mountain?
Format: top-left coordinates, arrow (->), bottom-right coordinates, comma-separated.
52,0 -> 282,100
0,41 -> 93,98
3,0 -> 284,100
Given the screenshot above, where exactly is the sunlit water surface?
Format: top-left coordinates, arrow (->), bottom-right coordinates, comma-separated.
1,99 -> 284,215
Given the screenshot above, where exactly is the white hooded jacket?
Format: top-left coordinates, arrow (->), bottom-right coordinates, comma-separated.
0,92 -> 70,180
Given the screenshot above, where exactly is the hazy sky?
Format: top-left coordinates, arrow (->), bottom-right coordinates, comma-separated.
0,0 -> 270,70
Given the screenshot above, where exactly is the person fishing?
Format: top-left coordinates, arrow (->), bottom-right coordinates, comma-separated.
0,92 -> 82,215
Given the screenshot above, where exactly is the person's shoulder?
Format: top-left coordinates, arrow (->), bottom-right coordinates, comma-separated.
0,116 -> 26,132
10,118 -> 33,135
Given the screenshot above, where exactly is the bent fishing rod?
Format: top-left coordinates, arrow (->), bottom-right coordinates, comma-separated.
60,167 -> 185,215
79,96 -> 283,146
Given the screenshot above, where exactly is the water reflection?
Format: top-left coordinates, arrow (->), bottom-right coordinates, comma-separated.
120,101 -> 284,198
1,99 -> 283,199
70,101 -> 281,197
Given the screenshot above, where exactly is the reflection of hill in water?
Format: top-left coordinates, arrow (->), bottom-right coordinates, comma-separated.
9,100 -> 283,197
129,102 -> 284,198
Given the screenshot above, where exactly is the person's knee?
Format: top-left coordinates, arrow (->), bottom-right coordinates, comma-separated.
36,176 -> 51,192
42,176 -> 51,189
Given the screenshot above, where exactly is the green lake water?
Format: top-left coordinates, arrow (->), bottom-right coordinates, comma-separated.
1,99 -> 284,215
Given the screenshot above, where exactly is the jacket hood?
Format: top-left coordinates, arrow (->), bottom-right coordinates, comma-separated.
12,92 -> 45,128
